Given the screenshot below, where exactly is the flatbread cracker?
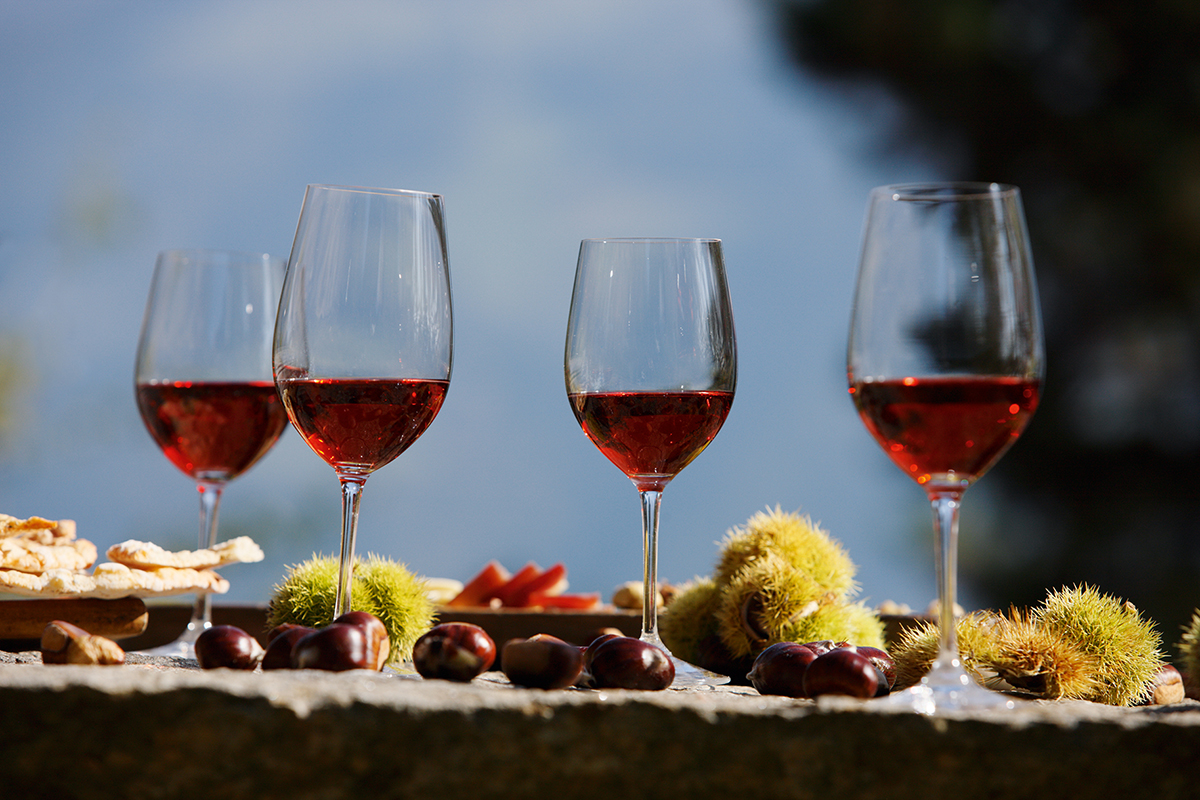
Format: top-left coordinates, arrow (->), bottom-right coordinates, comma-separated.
0,537 -> 97,574
0,568 -> 97,598
0,563 -> 229,599
89,562 -> 229,598
0,515 -> 76,545
106,536 -> 263,570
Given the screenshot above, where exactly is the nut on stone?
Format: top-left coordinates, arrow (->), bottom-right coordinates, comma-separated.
412,622 -> 496,682
195,625 -> 264,670
1141,663 -> 1185,706
291,623 -> 371,671
501,634 -> 583,689
611,581 -> 663,610
332,611 -> 391,671
41,620 -> 125,666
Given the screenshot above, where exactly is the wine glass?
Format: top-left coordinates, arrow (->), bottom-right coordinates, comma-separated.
847,183 -> 1044,712
273,185 -> 453,619
134,248 -> 289,657
565,238 -> 737,687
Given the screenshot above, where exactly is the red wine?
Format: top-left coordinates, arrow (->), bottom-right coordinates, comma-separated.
569,391 -> 733,491
850,376 -> 1040,487
136,381 -> 288,483
276,377 -> 448,473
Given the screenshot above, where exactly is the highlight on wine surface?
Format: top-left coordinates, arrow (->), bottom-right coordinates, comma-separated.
849,374 -> 1040,489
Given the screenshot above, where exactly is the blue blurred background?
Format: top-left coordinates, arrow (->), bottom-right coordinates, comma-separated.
1,0 -> 1033,611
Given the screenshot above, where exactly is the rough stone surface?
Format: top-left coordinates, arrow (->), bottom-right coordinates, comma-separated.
2,650 -> 1198,799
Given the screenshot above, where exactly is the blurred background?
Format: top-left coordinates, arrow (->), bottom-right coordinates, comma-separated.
2,0 -> 1198,645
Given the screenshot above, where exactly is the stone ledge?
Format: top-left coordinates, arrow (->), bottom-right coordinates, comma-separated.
2,653 -> 1198,799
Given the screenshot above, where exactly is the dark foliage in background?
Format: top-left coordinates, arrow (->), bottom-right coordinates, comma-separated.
774,0 -> 1200,649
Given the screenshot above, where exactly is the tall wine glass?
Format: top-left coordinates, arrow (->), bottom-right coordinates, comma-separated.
565,238 -> 737,687
273,185 -> 453,619
848,183 -> 1044,712
135,249 -> 289,657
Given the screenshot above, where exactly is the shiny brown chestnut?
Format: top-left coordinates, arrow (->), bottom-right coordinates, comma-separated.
267,622 -> 314,642
412,622 -> 497,682
802,646 -> 879,699
855,645 -> 896,695
588,636 -> 674,691
501,634 -> 583,689
195,625 -> 264,670
574,633 -> 622,688
583,632 -> 622,671
261,625 -> 317,670
291,623 -> 371,671
747,642 -> 818,698
332,611 -> 391,670
801,640 -> 849,657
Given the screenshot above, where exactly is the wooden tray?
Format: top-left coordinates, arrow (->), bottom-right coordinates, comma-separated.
0,597 -> 148,643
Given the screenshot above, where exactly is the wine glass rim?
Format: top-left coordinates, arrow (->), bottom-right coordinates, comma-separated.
580,237 -> 721,244
306,183 -> 443,199
157,248 -> 283,264
876,182 -> 1019,201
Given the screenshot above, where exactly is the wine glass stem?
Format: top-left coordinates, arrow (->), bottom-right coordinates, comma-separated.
335,475 -> 367,618
639,489 -> 663,645
929,489 -> 964,666
188,480 -> 224,635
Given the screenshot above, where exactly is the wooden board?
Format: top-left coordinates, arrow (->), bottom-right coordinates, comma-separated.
0,597 -> 148,641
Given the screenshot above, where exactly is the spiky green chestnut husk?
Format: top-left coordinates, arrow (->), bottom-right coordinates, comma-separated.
891,611 -> 1099,700
716,552 -> 827,658
777,599 -> 885,651
714,552 -> 883,658
1034,584 -> 1162,706
892,586 -> 1161,705
1177,608 -> 1200,694
659,577 -> 756,678
714,506 -> 857,596
267,553 -> 434,666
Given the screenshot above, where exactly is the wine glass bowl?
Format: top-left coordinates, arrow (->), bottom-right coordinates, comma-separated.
565,238 -> 736,687
134,248 -> 288,657
848,183 -> 1044,712
273,184 -> 453,619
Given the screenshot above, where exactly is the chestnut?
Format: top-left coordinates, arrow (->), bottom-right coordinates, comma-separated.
583,632 -> 622,671
802,647 -> 879,699
194,625 -> 263,671
267,622 -> 313,642
332,611 -> 390,670
501,634 -> 583,689
261,625 -> 316,671
855,645 -> 896,695
41,620 -> 125,666
412,622 -> 497,682
588,636 -> 675,691
291,623 -> 372,671
801,640 -> 849,657
747,642 -> 817,698
1141,663 -> 1185,706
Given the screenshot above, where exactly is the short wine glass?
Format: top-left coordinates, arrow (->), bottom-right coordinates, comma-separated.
134,249 -> 289,658
847,183 -> 1044,712
565,238 -> 737,687
273,185 -> 453,620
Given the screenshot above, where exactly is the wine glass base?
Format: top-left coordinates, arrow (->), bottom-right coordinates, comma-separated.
887,666 -> 1015,714
137,638 -> 198,659
640,631 -> 729,688
136,624 -> 205,659
669,656 -> 731,688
